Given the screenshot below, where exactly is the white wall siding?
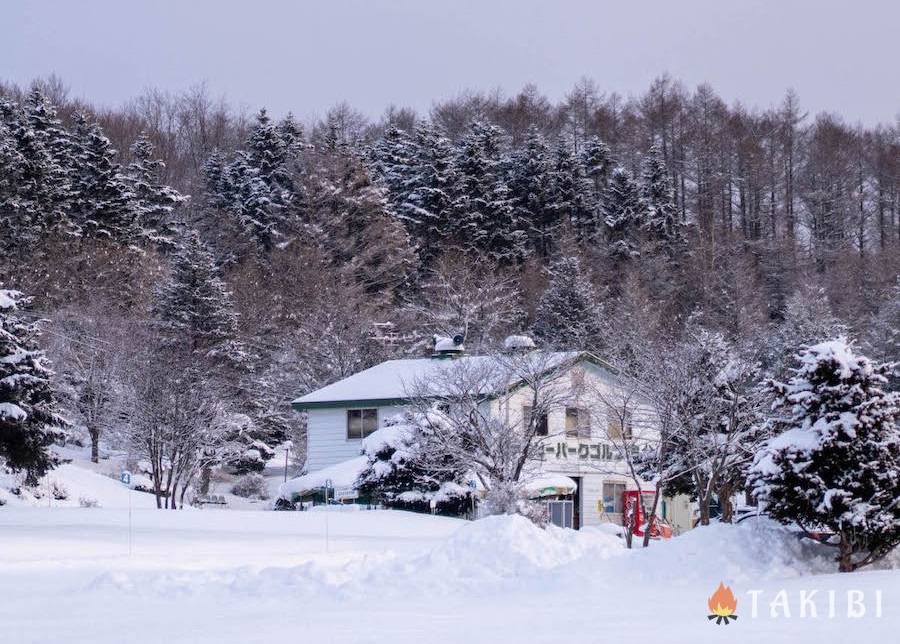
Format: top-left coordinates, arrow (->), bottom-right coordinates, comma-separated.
305,405 -> 405,472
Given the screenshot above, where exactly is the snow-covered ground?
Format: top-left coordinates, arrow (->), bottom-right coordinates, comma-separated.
1,461 -> 897,643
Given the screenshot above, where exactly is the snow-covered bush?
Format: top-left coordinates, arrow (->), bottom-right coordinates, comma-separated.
231,473 -> 270,499
78,496 -> 99,508
356,414 -> 470,516
749,339 -> 900,572
226,414 -> 277,474
50,480 -> 68,500
130,474 -> 156,494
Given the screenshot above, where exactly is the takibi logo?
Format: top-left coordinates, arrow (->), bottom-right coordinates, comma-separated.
707,581 -> 739,625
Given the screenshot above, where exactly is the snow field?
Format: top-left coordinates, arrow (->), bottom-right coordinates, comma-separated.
1,461 -> 898,643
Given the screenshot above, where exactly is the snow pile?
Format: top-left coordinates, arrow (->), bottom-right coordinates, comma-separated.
577,519 -> 842,588
358,514 -> 623,595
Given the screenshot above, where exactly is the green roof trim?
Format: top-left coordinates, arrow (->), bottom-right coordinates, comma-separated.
292,397 -> 410,411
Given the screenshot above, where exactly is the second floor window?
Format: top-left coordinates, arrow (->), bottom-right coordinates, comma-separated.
347,408 -> 378,440
523,406 -> 549,436
607,410 -> 634,440
565,407 -> 590,438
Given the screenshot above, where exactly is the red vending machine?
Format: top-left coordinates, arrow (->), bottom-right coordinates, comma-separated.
623,490 -> 672,539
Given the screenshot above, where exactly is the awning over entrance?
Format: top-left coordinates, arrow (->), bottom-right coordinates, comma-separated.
524,474 -> 578,498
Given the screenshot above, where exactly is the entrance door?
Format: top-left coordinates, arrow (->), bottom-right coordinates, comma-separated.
547,500 -> 573,529
571,476 -> 582,530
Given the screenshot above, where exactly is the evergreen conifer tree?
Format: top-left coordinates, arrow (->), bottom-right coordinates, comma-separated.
1,95 -> 72,244
749,339 -> 900,572
70,115 -> 135,240
154,231 -> 243,362
532,254 -> 603,348
508,126 -> 552,257
230,154 -> 278,252
452,122 -> 521,262
0,290 -> 62,485
125,133 -> 184,240
579,136 -> 613,240
246,108 -> 296,205
404,122 -> 457,267
603,167 -> 645,259
370,125 -> 414,216
202,149 -> 233,211
640,143 -> 682,248
22,89 -> 74,226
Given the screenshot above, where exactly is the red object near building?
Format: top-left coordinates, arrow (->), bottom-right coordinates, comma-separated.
623,490 -> 672,539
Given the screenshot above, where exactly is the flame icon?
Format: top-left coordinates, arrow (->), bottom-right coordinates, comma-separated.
707,582 -> 739,625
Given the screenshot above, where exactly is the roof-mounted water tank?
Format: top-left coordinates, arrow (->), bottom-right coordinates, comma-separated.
432,334 -> 465,358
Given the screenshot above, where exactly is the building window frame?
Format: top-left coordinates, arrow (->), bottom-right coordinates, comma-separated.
602,481 -> 627,514
606,410 -> 634,441
565,406 -> 590,438
523,405 -> 549,436
346,408 -> 379,440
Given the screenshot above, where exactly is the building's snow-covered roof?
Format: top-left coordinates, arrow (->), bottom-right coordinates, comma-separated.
292,351 -> 604,409
278,456 -> 368,499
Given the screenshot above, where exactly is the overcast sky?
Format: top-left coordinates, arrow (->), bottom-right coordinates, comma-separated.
3,0 -> 898,126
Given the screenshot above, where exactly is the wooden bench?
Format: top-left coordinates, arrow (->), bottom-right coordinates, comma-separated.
196,495 -> 227,508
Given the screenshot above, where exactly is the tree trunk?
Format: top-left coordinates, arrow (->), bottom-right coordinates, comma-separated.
623,500 -> 634,549
89,427 -> 100,464
698,492 -> 711,526
718,483 -> 734,523
200,466 -> 212,495
838,533 -> 855,573
642,487 -> 662,548
153,473 -> 163,509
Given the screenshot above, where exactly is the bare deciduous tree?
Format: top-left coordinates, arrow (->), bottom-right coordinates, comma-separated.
119,344 -> 230,509
405,350 -> 579,516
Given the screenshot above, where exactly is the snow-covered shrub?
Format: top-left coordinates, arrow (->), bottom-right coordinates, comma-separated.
272,497 -> 296,511
131,474 -> 156,494
78,496 -> 99,508
231,473 -> 270,499
356,414 -> 470,516
749,339 -> 900,572
50,480 -> 68,500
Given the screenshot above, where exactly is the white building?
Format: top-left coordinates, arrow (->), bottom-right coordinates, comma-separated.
291,338 -> 691,531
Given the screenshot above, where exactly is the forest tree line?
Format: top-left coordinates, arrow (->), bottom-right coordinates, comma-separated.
0,74 -> 897,496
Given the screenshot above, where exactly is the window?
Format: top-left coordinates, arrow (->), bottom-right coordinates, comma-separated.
565,407 -> 590,438
606,410 -> 633,440
602,482 -> 627,514
523,406 -> 548,436
347,409 -> 378,440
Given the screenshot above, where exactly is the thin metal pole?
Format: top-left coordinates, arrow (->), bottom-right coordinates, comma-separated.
128,485 -> 133,557
324,486 -> 330,554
